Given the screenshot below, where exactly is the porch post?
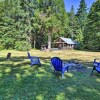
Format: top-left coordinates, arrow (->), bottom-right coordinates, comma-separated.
63,42 -> 64,49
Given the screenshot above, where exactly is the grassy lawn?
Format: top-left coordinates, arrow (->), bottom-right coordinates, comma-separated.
0,49 -> 100,100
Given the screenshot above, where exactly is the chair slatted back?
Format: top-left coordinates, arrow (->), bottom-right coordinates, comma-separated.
51,57 -> 62,71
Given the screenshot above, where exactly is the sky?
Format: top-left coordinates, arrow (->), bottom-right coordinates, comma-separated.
64,0 -> 96,13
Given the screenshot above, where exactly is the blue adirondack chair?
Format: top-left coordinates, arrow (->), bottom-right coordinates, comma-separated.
27,52 -> 41,67
91,59 -> 100,75
51,57 -> 69,78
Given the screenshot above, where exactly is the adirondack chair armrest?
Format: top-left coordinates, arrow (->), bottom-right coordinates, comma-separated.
27,52 -> 41,66
91,59 -> 100,75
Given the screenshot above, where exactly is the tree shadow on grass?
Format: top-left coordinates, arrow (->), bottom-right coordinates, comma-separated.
0,56 -> 95,78
0,57 -> 100,99
0,56 -> 28,62
0,70 -> 100,100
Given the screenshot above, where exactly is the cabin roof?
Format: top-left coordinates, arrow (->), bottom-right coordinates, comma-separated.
60,37 -> 78,45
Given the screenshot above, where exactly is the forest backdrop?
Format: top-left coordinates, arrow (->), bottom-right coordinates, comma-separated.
0,0 -> 100,51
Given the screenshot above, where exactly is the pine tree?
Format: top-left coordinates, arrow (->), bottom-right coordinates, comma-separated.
84,0 -> 100,50
68,5 -> 77,39
75,0 -> 88,49
0,0 -> 17,49
0,0 -> 34,50
76,0 -> 87,32
0,0 -> 69,50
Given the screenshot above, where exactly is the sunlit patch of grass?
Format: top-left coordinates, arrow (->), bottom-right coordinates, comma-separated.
35,73 -> 46,78
15,73 -> 22,79
56,92 -> 65,100
65,73 -> 73,77
96,78 -> 100,83
5,68 -> 11,73
36,94 -> 44,100
67,86 -> 77,92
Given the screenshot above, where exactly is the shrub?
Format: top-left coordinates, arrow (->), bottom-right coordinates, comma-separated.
0,45 -> 4,50
15,41 -> 31,51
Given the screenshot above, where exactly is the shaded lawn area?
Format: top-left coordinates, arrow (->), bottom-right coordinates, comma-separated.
0,50 -> 100,100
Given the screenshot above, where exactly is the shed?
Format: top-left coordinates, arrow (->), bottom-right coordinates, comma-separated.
52,37 -> 78,49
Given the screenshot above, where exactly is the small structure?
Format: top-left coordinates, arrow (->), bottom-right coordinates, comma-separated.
52,37 -> 78,50
7,52 -> 11,59
41,44 -> 48,51
41,45 -> 47,50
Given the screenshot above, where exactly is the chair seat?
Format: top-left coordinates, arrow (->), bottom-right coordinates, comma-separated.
94,62 -> 100,72
95,67 -> 100,72
94,62 -> 100,67
27,52 -> 41,66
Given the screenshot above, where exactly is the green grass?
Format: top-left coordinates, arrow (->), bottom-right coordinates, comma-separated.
0,50 -> 100,100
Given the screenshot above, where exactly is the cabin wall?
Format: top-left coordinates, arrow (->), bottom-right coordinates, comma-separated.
52,38 -> 76,50
52,43 -> 75,49
57,43 -> 74,49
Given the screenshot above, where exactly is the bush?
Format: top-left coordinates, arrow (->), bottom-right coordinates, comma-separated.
0,45 -> 4,50
2,38 -> 15,49
15,41 -> 31,51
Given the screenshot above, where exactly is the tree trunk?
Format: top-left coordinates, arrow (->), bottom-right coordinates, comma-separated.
34,40 -> 36,49
48,33 -> 51,50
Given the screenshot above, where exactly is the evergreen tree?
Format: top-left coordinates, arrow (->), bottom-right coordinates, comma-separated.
68,5 -> 78,39
0,0 -> 37,50
0,0 -> 69,50
76,0 -> 87,32
84,0 -> 100,50
0,0 -> 17,49
75,0 -> 88,49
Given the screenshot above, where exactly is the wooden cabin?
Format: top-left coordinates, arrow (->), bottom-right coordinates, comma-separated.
52,37 -> 78,50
